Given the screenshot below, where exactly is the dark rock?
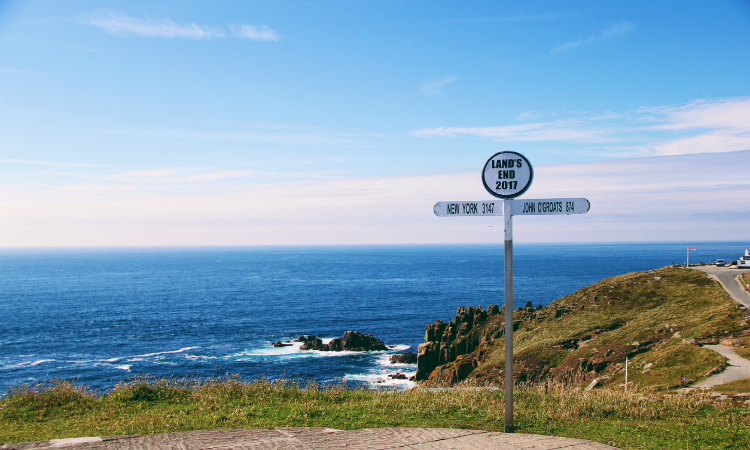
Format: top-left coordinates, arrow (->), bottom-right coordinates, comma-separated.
300,337 -> 325,350
300,331 -> 387,352
272,341 -> 292,348
389,351 -> 417,364
388,372 -> 407,380
339,331 -> 387,351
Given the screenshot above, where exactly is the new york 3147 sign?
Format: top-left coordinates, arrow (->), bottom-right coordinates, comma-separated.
435,150 -> 589,434
482,151 -> 533,199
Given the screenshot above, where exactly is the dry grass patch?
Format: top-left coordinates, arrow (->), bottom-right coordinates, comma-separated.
2,377 -> 750,449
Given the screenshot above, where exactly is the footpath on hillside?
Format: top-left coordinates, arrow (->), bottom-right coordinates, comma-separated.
687,266 -> 750,389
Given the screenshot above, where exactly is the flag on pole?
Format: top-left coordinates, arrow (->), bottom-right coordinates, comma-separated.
688,247 -> 696,251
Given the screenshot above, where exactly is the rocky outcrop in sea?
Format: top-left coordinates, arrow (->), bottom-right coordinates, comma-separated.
389,351 -> 417,364
297,331 -> 388,352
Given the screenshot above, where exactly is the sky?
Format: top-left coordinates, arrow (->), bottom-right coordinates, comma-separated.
1,0 -> 749,246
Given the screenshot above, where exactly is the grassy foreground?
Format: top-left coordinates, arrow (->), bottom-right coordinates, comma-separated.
2,377 -> 749,449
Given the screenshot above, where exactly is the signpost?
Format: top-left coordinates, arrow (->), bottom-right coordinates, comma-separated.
434,151 -> 590,433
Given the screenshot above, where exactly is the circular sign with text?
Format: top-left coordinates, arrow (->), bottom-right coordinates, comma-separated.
482,151 -> 533,199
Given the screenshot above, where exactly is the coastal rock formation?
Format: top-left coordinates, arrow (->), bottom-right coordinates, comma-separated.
272,340 -> 292,347
416,305 -> 501,381
389,351 -> 417,364
415,268 -> 750,390
299,331 -> 387,352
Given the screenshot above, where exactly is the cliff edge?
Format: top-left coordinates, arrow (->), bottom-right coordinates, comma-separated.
417,267 -> 750,391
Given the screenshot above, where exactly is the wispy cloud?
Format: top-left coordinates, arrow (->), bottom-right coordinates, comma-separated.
229,24 -> 278,41
552,21 -> 633,53
90,13 -> 225,38
88,13 -> 277,41
448,13 -> 565,23
516,110 -> 546,121
2,151 -> 747,246
103,167 -> 341,184
0,159 -> 107,167
67,123 -> 369,148
409,120 -> 613,142
0,68 -> 42,77
419,75 -> 458,96
409,97 -> 750,157
601,21 -> 634,40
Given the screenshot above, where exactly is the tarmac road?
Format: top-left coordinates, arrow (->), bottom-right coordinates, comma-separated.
693,266 -> 750,307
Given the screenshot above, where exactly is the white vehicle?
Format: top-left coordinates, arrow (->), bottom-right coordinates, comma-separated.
716,259 -> 725,267
738,249 -> 750,268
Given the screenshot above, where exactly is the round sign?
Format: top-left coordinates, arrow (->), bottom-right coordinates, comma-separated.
482,151 -> 533,199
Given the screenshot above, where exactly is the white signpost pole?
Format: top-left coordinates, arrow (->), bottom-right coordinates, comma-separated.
483,151 -> 533,434
434,151 -> 589,433
503,198 -> 514,433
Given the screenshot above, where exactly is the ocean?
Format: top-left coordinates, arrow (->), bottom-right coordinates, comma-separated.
1,242 -> 746,394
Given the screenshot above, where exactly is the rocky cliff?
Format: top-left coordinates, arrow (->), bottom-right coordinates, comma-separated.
416,304 -> 501,381
416,267 -> 750,390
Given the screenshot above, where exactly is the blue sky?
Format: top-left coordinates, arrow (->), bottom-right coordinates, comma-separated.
1,1 -> 749,246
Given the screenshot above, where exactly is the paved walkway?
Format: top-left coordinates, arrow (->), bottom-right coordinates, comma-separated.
690,345 -> 750,389
692,266 -> 750,307
2,428 -> 620,450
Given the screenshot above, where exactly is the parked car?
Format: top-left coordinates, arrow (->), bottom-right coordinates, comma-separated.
716,259 -> 725,267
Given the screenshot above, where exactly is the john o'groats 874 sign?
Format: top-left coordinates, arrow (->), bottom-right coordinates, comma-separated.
482,151 -> 533,199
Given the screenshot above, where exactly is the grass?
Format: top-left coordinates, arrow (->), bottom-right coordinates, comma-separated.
442,267 -> 748,390
4,268 -> 748,449
740,272 -> 750,292
1,377 -> 749,450
712,377 -> 750,397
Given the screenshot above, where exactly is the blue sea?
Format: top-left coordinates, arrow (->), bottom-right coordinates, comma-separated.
1,242 -> 747,394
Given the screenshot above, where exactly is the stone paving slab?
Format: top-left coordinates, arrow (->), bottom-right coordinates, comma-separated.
1,428 -> 620,450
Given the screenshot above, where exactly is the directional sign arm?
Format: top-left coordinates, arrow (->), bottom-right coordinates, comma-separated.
511,198 -> 590,215
434,201 -> 503,216
435,198 -> 590,217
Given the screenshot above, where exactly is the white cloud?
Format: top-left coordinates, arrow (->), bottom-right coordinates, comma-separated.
90,13 -> 225,38
601,21 -> 634,40
88,13 -> 278,42
552,35 -> 595,52
410,97 -> 750,157
552,21 -> 633,52
0,159 -> 107,167
229,24 -> 278,41
409,120 -> 613,142
103,167 -> 340,184
642,98 -> 750,131
0,68 -> 42,77
516,110 -> 545,120
1,151 -> 747,246
68,124 -> 368,147
419,75 -> 458,96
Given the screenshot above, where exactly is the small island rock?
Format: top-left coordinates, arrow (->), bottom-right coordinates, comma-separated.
389,351 -> 417,364
299,331 -> 387,352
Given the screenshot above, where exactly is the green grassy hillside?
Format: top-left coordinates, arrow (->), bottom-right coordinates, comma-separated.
421,267 -> 750,391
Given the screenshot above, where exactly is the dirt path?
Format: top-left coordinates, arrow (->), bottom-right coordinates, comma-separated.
689,344 -> 750,389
